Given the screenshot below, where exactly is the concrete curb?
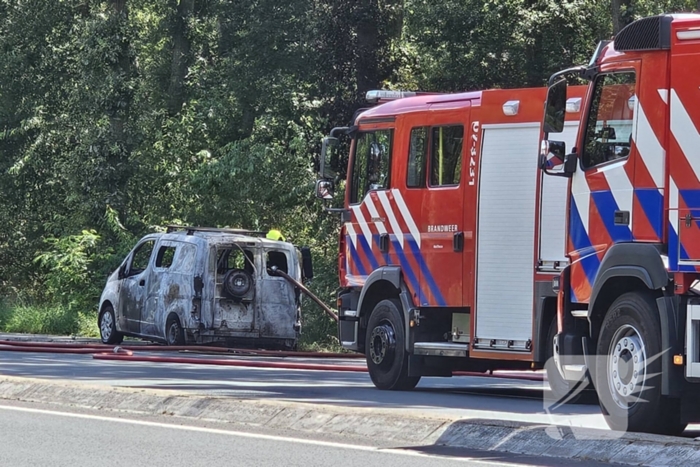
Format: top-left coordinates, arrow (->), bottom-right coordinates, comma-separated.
1,375 -> 699,465
0,376 -> 449,445
437,420 -> 700,466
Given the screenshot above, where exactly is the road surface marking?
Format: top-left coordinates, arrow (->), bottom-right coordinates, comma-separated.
0,404 -> 525,466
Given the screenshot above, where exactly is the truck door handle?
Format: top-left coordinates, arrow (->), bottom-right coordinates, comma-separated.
453,232 -> 464,252
379,234 -> 389,253
139,279 -> 145,286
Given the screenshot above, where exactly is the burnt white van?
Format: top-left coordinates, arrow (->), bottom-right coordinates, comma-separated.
98,226 -> 310,349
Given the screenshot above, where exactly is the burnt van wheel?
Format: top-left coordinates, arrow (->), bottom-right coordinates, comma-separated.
365,299 -> 420,391
99,304 -> 123,345
595,292 -> 685,435
223,269 -> 253,298
166,315 -> 185,346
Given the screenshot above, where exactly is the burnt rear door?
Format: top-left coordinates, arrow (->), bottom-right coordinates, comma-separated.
260,248 -> 298,340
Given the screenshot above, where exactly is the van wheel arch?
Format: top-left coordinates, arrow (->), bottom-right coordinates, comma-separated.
165,312 -> 185,346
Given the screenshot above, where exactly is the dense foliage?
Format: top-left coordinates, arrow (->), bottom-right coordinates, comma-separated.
0,0 -> 698,343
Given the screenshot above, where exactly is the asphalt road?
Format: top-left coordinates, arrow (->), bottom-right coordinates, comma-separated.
0,400 -> 612,467
0,349 -> 609,430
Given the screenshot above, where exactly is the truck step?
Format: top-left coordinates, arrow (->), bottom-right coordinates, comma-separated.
414,342 -> 467,357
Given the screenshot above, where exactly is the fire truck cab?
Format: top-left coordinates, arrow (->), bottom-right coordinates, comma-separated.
541,14 -> 700,434
317,86 -> 585,395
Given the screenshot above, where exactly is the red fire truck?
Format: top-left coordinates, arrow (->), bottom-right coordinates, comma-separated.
540,13 -> 700,434
316,86 -> 586,399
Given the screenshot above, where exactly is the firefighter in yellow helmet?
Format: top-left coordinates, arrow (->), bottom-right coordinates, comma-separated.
266,229 -> 285,242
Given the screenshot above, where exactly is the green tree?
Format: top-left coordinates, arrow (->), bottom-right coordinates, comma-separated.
3,0 -> 697,344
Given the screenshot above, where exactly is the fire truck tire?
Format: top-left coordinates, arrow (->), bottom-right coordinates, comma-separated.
365,299 -> 420,391
595,292 -> 685,434
99,304 -> 123,345
544,318 -> 581,404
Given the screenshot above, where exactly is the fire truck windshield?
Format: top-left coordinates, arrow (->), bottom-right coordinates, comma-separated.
350,130 -> 393,203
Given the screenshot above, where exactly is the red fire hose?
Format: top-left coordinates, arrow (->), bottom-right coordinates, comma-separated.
0,339 -> 363,358
0,340 -> 364,372
92,353 -> 367,372
0,344 -> 108,354
0,339 -> 545,380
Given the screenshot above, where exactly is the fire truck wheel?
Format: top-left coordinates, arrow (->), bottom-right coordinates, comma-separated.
99,304 -> 123,345
544,317 -> 581,404
365,298 -> 420,391
595,292 -> 685,434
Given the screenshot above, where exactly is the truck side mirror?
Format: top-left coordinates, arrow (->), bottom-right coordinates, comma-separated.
540,140 -> 577,177
320,136 -> 339,179
597,125 -> 616,140
301,247 -> 313,282
544,78 -> 567,134
315,179 -> 334,200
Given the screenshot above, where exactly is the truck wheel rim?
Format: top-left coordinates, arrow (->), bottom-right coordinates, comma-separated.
100,312 -> 113,339
607,324 -> 646,410
369,321 -> 396,367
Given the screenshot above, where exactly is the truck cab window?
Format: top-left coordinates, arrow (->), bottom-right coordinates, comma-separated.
407,127 -> 428,188
350,129 -> 393,203
581,72 -> 636,169
430,125 -> 464,186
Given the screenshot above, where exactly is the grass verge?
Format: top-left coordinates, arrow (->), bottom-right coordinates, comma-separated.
0,298 -> 340,351
0,301 -> 99,337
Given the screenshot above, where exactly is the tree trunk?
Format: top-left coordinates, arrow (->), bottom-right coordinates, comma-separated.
168,0 -> 194,115
106,0 -> 132,220
354,0 -> 381,100
112,0 -> 126,14
355,23 -> 379,98
108,0 -> 131,146
612,0 -> 633,35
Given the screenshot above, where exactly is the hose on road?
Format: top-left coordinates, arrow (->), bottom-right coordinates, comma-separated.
0,340 -> 365,372
0,339 -> 544,380
92,353 -> 367,372
0,339 -> 363,359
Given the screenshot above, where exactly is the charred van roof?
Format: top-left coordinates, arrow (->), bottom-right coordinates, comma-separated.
152,230 -> 296,249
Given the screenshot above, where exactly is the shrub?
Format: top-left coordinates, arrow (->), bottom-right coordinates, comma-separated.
1,303 -> 80,335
